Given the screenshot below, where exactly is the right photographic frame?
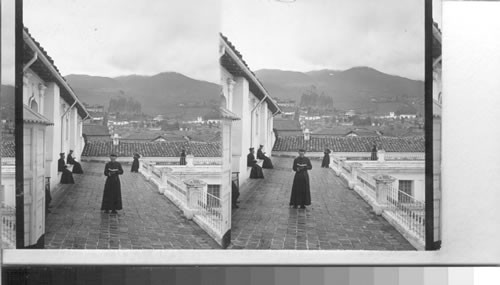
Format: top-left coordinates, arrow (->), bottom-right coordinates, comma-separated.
220,0 -> 440,251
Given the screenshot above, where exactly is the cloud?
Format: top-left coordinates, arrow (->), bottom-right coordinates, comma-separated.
23,0 -> 220,82
222,0 -> 425,80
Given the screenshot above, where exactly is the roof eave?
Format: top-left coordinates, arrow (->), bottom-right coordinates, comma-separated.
220,35 -> 281,114
23,29 -> 91,119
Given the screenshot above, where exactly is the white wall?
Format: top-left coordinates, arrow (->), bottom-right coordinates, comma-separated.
43,82 -> 61,188
0,165 -> 15,207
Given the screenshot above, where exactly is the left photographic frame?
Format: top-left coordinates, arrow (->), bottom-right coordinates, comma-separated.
10,0 -> 225,250
1,0 -> 18,249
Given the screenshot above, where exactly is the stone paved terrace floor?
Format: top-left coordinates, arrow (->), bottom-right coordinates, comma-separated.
45,161 -> 220,249
230,156 -> 415,250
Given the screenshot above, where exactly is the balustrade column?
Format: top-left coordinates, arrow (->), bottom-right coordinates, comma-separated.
337,157 -> 346,177
183,179 -> 206,219
186,154 -> 194,167
377,149 -> 386,162
348,162 -> 362,190
373,174 -> 396,215
159,167 -> 173,194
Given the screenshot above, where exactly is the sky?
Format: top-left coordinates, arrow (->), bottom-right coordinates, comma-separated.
222,0 -> 426,81
1,0 -> 15,85
23,0 -> 221,83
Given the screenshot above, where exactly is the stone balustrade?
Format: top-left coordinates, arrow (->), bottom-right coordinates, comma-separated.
329,155 -> 425,250
139,160 -> 227,248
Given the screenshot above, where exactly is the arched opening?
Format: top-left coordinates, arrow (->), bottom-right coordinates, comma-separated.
30,99 -> 39,112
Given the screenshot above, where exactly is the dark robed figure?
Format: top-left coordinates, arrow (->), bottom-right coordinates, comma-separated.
58,153 -> 74,184
321,148 -> 331,168
101,154 -> 124,214
371,144 -> 378,161
131,153 -> 140,172
179,149 -> 187,165
67,150 -> 84,174
289,149 -> 312,209
257,145 -> 274,169
232,180 -> 240,209
247,148 -> 264,179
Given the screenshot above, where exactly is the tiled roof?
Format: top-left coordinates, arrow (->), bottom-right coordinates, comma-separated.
273,119 -> 302,131
23,105 -> 53,125
0,141 -> 15,157
273,136 -> 424,152
220,34 -> 280,114
82,141 -> 222,157
83,124 -> 110,136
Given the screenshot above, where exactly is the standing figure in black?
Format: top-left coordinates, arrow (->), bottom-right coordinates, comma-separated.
101,154 -> 124,214
321,148 -> 331,168
247,147 -> 264,179
179,148 -> 187,165
289,149 -> 312,209
257,145 -> 274,169
67,149 -> 84,174
232,180 -> 240,209
58,153 -> 74,184
131,153 -> 140,172
370,144 -> 378,161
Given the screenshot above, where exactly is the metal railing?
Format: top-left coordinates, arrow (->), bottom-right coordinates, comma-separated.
386,186 -> 425,241
194,190 -> 224,233
1,204 -> 16,248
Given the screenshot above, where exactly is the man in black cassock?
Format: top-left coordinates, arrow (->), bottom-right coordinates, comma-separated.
67,149 -> 84,174
232,180 -> 240,209
257,145 -> 274,169
371,144 -> 378,161
179,148 -> 187,165
101,154 -> 124,214
131,153 -> 140,172
290,149 -> 312,209
321,148 -> 331,168
247,147 -> 264,179
58,153 -> 74,184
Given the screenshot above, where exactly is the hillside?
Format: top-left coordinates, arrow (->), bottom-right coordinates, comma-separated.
65,72 -> 220,117
255,67 -> 424,114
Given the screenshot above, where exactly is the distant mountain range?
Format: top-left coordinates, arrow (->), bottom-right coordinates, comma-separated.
1,85 -> 15,121
65,72 -> 220,116
255,67 -> 424,113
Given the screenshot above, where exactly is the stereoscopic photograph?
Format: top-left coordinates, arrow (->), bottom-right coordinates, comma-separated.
2,0 -> 442,252
13,0 -> 225,249
221,0 -> 437,251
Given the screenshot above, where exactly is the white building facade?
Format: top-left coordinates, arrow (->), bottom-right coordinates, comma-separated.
220,34 -> 281,186
21,29 -> 90,247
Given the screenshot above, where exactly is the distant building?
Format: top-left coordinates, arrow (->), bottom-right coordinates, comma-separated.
82,140 -> 221,160
276,99 -> 296,108
273,134 -> 424,159
153,115 -> 165,121
311,127 -> 381,137
121,132 -> 186,143
85,104 -> 105,113
346,109 -> 356,117
83,124 -> 111,141
273,119 -> 302,137
399,114 -> 417,119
